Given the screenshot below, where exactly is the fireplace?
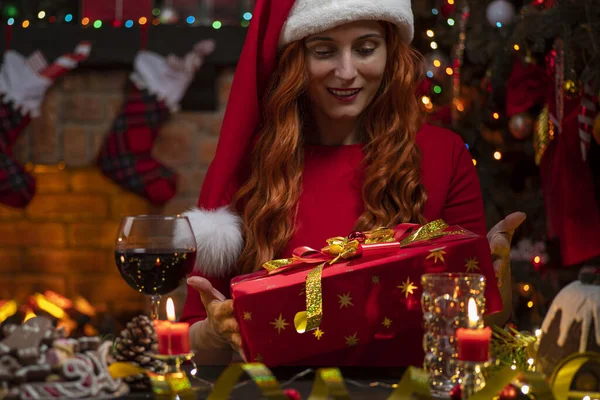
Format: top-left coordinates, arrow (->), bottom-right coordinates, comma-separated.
0,68 -> 234,328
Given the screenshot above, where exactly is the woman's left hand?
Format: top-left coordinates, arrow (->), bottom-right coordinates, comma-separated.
487,212 -> 526,287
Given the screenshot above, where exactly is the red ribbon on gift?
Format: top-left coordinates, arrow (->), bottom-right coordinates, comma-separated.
261,220 -> 466,333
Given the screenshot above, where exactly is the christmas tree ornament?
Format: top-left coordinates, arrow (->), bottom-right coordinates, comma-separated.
486,0 -> 515,27
593,113 -> 600,145
509,113 -> 534,140
578,80 -> 598,160
113,315 -> 167,392
441,1 -> 456,18
563,79 -> 582,99
0,43 -> 90,208
97,40 -> 215,206
536,266 -> 600,377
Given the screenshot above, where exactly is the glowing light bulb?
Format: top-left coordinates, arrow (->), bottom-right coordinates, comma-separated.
430,41 -> 438,49
472,159 -> 477,166
523,284 -> 530,292
527,301 -> 534,308
514,44 -> 520,51
494,151 -> 502,160
446,67 -> 453,75
421,96 -> 431,105
82,17 -> 90,25
93,20 -> 102,28
493,112 -> 500,119
65,14 -> 73,22
22,20 -> 30,28
7,18 -> 14,26
433,60 -> 441,67
186,16 -> 195,24
212,20 -> 222,29
38,11 -> 46,19
533,255 -> 541,264
243,12 -> 252,20
521,385 -> 530,395
426,30 -> 434,37
139,17 -> 148,25
447,18 -> 455,26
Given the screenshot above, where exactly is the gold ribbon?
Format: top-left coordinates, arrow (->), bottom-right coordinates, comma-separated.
109,362 -> 195,400
309,368 -> 352,400
207,363 -> 288,400
108,354 -> 600,400
549,352 -> 600,400
387,366 -> 430,399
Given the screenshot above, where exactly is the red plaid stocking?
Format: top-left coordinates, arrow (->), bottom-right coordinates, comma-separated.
97,40 -> 215,206
0,43 -> 90,207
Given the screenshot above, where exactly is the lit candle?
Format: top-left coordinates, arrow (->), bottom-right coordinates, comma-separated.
456,298 -> 492,362
154,298 -> 191,355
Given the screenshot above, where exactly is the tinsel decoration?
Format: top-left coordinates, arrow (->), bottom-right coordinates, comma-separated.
490,326 -> 538,372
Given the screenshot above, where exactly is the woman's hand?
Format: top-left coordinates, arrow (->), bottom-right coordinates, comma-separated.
485,212 -> 526,327
187,276 -> 245,359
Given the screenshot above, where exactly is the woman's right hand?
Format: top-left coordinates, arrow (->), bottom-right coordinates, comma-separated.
187,276 -> 244,357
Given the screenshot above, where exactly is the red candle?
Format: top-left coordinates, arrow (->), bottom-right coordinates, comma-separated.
456,326 -> 492,362
456,298 -> 491,362
154,298 -> 190,355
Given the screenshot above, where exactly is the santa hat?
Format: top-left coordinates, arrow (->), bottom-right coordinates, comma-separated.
181,0 -> 415,276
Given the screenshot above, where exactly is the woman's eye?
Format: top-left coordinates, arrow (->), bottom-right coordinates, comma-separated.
356,48 -> 376,55
313,49 -> 334,57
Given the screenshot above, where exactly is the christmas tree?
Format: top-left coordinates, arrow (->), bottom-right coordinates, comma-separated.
412,0 -> 600,330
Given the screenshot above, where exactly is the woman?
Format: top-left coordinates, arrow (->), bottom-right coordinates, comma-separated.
179,0 -> 524,365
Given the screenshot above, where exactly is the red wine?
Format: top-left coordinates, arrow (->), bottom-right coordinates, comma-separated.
115,249 -> 197,295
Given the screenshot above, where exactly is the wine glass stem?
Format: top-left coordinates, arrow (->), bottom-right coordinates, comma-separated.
150,295 -> 161,320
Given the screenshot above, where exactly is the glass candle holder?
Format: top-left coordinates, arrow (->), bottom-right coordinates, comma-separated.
421,273 -> 487,399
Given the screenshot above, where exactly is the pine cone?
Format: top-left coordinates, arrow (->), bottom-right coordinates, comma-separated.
112,315 -> 166,392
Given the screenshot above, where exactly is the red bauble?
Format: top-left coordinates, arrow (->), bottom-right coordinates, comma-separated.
283,389 -> 302,400
442,2 -> 457,17
450,385 -> 462,400
509,113 -> 534,140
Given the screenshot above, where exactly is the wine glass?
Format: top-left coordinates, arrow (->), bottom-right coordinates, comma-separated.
115,215 -> 197,320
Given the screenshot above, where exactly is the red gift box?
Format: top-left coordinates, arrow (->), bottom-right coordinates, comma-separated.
231,221 -> 502,367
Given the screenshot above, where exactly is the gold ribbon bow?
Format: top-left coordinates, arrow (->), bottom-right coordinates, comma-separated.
263,220 -> 459,334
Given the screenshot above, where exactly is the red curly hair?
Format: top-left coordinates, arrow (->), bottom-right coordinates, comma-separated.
233,22 -> 427,274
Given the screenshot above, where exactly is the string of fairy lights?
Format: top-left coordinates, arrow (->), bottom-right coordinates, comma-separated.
3,6 -> 253,30
420,0 -> 521,165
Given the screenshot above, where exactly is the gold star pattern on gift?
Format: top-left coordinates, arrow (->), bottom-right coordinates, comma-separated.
398,277 -> 417,298
338,293 -> 354,308
382,317 -> 392,328
270,313 -> 289,334
313,328 -> 325,340
371,275 -> 380,284
426,247 -> 447,264
465,257 -> 480,272
243,312 -> 252,321
345,332 -> 359,347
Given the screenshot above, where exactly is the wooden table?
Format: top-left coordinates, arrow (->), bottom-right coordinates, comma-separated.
123,366 -> 408,399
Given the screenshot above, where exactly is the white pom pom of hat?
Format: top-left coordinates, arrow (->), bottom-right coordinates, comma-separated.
279,0 -> 414,47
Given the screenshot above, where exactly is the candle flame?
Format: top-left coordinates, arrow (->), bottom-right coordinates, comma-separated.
468,298 -> 479,327
166,298 -> 176,322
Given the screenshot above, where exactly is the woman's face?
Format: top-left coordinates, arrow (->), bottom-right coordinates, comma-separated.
304,20 -> 387,122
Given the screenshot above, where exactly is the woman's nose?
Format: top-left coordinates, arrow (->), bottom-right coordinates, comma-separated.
334,52 -> 358,82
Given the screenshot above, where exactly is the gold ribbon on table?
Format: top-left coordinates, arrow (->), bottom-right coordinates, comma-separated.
309,368 -> 352,400
549,352 -> 600,400
108,362 -> 195,400
207,363 -> 288,400
387,366 -> 431,400
264,219 -> 463,333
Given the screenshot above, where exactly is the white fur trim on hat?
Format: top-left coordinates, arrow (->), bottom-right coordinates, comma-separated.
175,206 -> 243,277
279,0 -> 414,46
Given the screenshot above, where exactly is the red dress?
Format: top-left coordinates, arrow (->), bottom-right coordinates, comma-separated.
181,123 -> 502,366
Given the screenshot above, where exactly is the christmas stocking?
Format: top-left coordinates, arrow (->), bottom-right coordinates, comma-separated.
0,43 -> 91,207
97,40 -> 215,206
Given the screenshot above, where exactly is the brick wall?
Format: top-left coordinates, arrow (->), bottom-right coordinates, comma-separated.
0,69 -> 234,320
